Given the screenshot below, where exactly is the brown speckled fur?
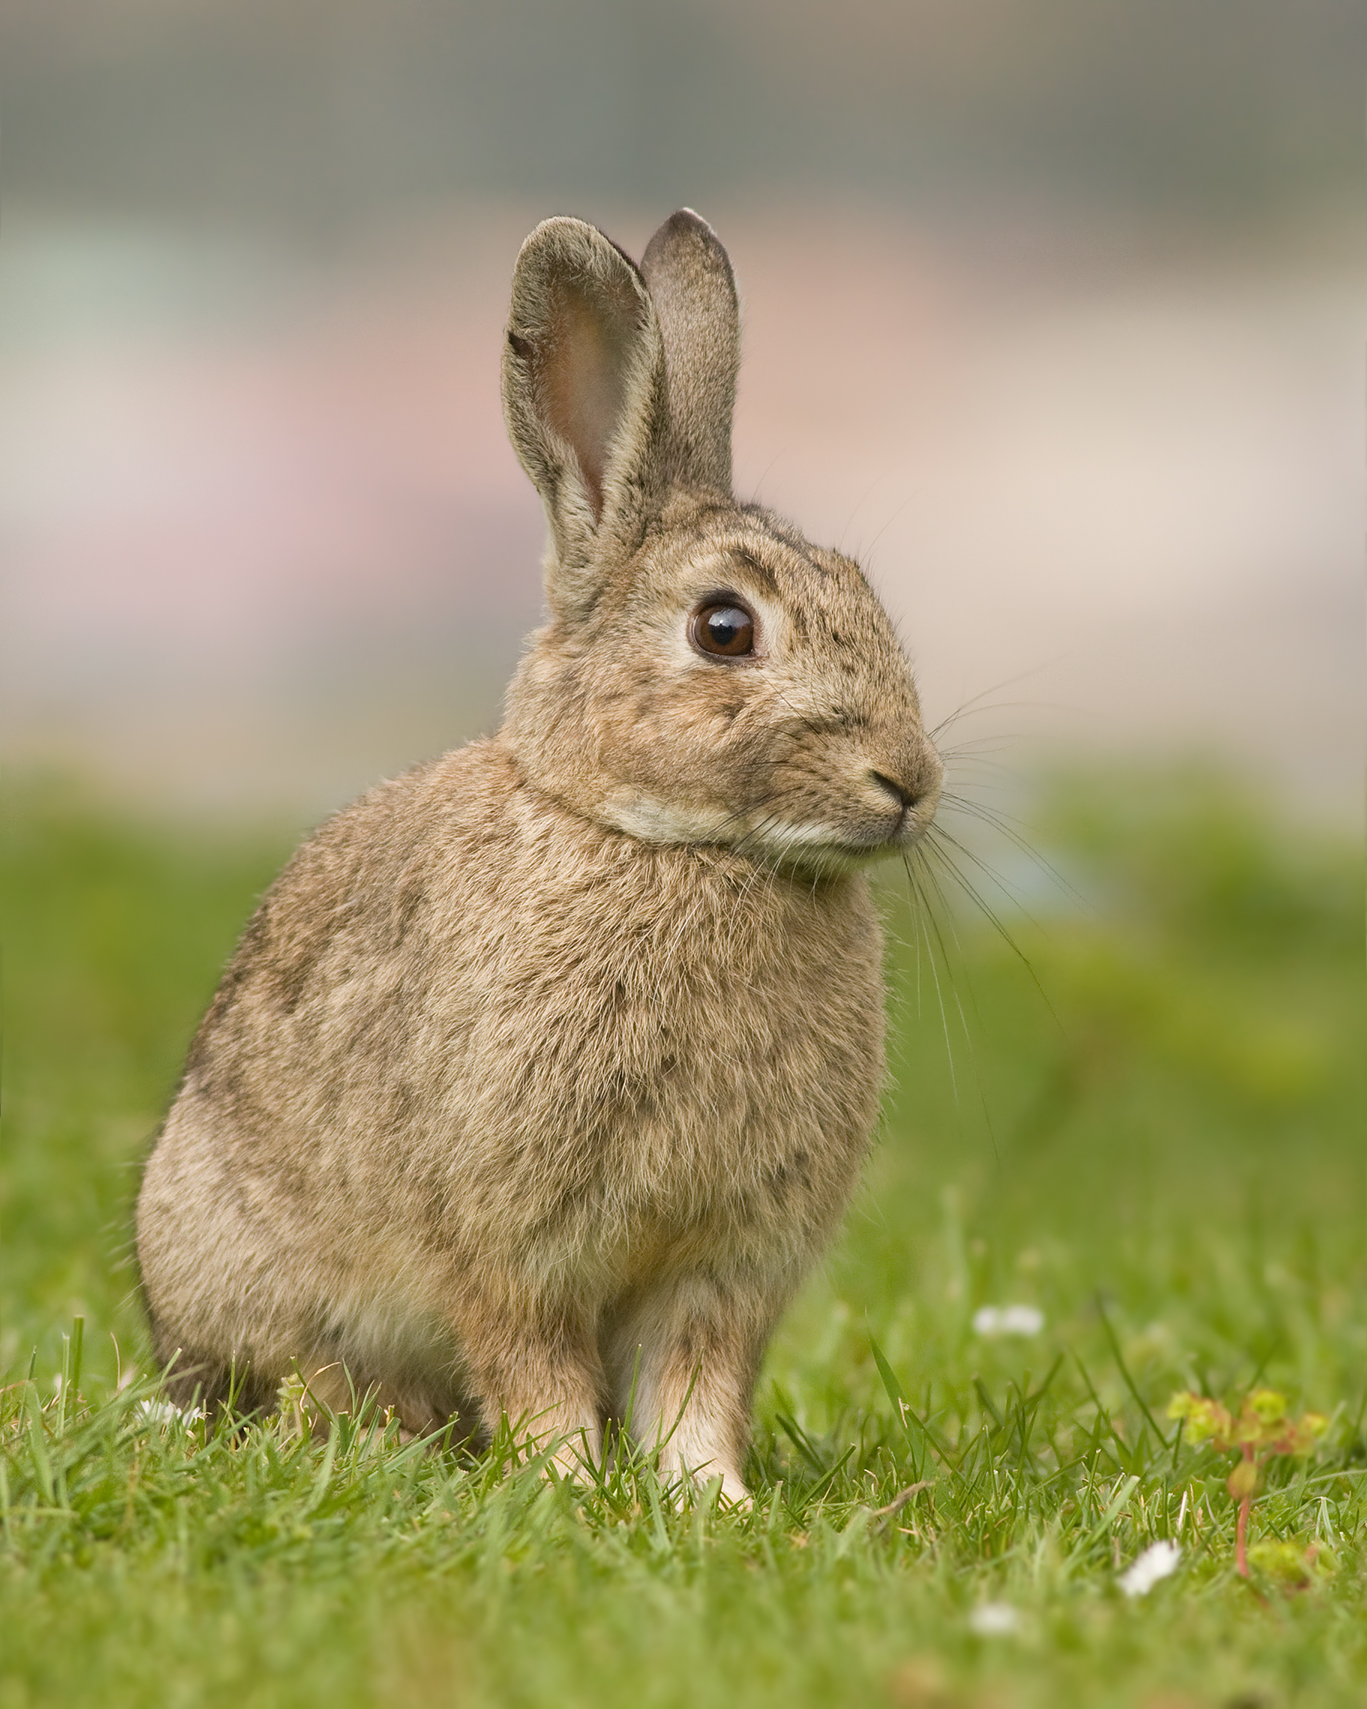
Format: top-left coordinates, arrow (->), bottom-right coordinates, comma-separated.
137,211 -> 943,1502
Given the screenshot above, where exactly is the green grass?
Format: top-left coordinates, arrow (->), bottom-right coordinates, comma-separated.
3,766 -> 1364,1709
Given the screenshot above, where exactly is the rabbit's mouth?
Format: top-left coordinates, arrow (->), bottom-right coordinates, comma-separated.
736,753 -> 944,873
748,805 -> 937,875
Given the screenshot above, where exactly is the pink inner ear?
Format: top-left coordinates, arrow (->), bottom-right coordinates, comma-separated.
540,283 -> 631,523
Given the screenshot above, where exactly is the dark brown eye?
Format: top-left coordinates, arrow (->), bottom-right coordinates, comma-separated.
692,603 -> 755,658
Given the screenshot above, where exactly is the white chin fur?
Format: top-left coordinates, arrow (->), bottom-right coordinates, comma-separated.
758,822 -> 899,874
598,789 -> 892,870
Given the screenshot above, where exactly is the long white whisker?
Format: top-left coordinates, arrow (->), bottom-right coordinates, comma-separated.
908,845 -> 1000,1164
903,854 -> 957,1108
926,655 -> 1073,742
936,792 -> 1086,909
920,832 -> 1066,1039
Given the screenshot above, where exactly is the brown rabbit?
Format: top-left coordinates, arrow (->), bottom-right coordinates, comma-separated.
136,210 -> 943,1502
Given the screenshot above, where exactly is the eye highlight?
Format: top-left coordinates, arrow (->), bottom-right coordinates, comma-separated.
691,602 -> 755,659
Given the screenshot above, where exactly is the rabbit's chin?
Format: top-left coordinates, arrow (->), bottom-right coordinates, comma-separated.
598,787 -> 920,876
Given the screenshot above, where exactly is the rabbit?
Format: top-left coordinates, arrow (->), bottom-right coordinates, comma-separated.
136,209 -> 943,1503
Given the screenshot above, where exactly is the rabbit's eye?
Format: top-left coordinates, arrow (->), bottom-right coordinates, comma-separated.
693,603 -> 755,659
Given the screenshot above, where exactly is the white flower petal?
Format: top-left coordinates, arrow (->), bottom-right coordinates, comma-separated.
972,1304 -> 1044,1338
1118,1540 -> 1182,1597
968,1602 -> 1020,1635
137,1398 -> 204,1424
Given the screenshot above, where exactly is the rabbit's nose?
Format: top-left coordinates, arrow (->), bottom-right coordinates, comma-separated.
869,770 -> 921,811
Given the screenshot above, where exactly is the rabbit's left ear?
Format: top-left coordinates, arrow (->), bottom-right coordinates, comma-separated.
641,210 -> 740,495
503,218 -> 668,610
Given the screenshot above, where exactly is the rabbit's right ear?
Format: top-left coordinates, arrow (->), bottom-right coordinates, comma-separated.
640,210 -> 740,495
502,218 -> 667,615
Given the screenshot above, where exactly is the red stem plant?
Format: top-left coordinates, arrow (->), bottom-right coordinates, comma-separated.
1167,1389 -> 1327,1578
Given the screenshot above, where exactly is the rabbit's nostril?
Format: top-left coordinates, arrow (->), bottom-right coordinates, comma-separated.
870,770 -> 918,810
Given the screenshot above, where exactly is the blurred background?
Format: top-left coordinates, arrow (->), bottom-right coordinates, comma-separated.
3,0 -> 1363,824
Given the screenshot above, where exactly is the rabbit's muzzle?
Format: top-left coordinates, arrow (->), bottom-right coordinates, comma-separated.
730,722 -> 943,873
844,748 -> 943,856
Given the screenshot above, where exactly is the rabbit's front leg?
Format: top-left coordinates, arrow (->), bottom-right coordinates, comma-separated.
611,1276 -> 774,1506
460,1290 -> 606,1480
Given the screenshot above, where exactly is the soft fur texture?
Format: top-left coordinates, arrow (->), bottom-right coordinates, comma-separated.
137,210 -> 943,1502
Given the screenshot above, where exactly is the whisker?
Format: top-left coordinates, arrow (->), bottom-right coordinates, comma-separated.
912,843 -> 975,1003
920,829 -> 1027,956
731,809 -> 782,859
925,821 -> 1042,924
711,797 -> 778,844
902,854 -> 958,1106
936,793 -> 1087,911
935,742 -> 1021,767
855,485 -> 924,562
730,814 -> 791,897
926,656 -> 1073,742
930,698 -> 1074,742
906,846 -> 1001,1164
835,463 -> 901,555
745,451 -> 786,504
919,832 -> 1066,1037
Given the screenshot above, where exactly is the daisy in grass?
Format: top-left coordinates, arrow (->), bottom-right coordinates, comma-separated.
972,1304 -> 1044,1337
1118,1541 -> 1182,1597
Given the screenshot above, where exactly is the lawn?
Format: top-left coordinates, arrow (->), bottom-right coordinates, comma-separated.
2,765 -> 1363,1709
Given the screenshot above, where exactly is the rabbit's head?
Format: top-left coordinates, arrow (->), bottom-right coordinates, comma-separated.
501,211 -> 942,876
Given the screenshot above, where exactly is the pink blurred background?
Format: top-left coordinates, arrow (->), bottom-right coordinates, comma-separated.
3,3 -> 1362,824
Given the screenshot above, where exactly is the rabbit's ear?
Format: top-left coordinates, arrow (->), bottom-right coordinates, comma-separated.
503,218 -> 668,607
640,210 -> 739,495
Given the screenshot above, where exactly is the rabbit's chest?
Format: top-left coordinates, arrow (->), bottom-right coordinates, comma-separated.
433,856 -> 887,1259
